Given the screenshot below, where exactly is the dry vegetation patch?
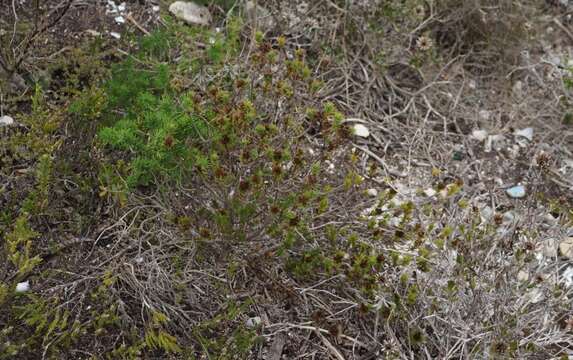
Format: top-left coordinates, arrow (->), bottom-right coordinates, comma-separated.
1,0 -> 572,359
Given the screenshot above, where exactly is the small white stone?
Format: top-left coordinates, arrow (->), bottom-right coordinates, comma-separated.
352,124 -> 370,138
169,1 -> 211,26
117,2 -> 126,12
471,129 -> 488,142
114,16 -> 125,24
245,316 -> 262,328
0,115 -> 14,126
423,188 -> 436,197
514,127 -> 533,142
559,237 -> 573,259
480,206 -> 493,222
366,188 -> 378,197
152,5 -> 160,12
506,185 -> 526,198
542,213 -> 558,225
517,270 -> 529,282
15,281 -> 30,293
107,0 -> 118,13
110,32 -> 121,39
468,79 -> 477,89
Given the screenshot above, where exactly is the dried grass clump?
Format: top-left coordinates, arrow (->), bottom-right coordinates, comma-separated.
2,1 -> 572,359
0,0 -> 73,93
431,0 -> 533,72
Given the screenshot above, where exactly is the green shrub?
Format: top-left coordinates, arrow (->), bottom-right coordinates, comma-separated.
5,215 -> 42,282
97,20 -> 244,187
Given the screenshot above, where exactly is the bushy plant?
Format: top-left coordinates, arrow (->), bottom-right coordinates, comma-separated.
86,19 -> 364,357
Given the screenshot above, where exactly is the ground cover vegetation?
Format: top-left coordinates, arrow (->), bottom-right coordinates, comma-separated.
1,0 -> 572,358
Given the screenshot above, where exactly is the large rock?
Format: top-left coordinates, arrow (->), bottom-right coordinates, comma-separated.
169,1 -> 211,26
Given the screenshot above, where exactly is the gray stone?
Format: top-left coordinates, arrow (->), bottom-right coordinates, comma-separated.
245,316 -> 262,328
0,115 -> 14,126
506,185 -> 526,199
169,1 -> 211,26
514,127 -> 533,142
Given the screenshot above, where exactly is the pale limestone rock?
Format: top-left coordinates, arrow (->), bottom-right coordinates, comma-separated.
169,1 -> 211,26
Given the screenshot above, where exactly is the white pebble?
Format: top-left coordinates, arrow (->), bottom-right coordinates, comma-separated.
245,316 -> 262,328
352,124 -> 370,138
15,281 -> 30,293
471,129 -> 488,142
506,185 -> 526,198
0,115 -> 14,126
517,270 -> 529,282
514,127 -> 533,142
423,188 -> 436,197
366,188 -> 378,197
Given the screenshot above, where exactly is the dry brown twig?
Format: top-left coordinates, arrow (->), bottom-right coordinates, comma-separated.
0,0 -> 73,75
